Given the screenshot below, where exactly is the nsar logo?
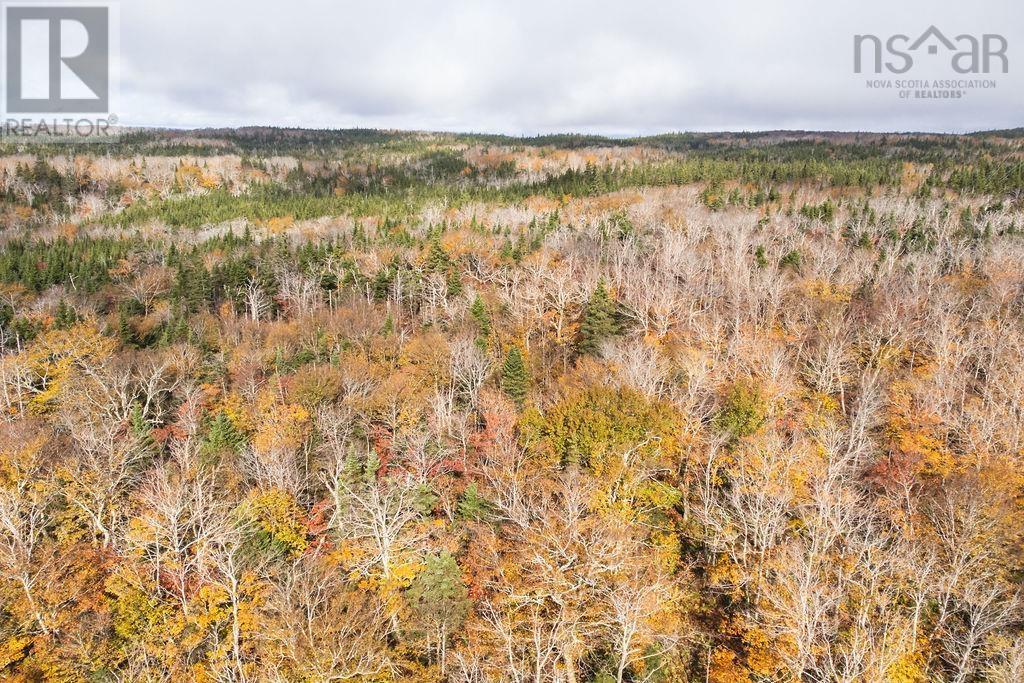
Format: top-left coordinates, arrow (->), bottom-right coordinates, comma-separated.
854,26 -> 1008,74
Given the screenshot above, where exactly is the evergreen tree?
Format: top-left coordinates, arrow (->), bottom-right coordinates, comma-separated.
501,346 -> 528,407
53,300 -> 78,329
469,295 -> 490,349
172,259 -> 213,313
457,482 -> 495,522
578,280 -> 619,355
754,245 -> 769,269
406,552 -> 470,671
117,305 -> 137,347
128,402 -> 158,464
201,412 -> 245,463
129,402 -> 153,445
158,309 -> 191,346
372,266 -> 394,301
446,268 -> 463,297
426,238 -> 450,272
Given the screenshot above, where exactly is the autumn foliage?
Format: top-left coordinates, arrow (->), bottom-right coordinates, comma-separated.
0,129 -> 1022,681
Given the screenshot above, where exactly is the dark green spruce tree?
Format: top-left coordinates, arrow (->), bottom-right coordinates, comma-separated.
501,346 -> 528,407
578,280 -> 620,355
469,295 -> 491,349
406,552 -> 470,672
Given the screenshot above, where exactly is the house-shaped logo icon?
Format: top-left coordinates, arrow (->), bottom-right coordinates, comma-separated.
908,26 -> 957,55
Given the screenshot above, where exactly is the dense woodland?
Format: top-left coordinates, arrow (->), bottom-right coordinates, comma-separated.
0,128 -> 1022,681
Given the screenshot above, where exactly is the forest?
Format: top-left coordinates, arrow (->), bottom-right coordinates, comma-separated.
0,127 -> 1022,681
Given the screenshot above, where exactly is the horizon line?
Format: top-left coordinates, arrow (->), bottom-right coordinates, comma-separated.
120,123 -> 1024,139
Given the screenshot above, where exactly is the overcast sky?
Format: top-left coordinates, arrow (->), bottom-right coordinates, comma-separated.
116,0 -> 1023,134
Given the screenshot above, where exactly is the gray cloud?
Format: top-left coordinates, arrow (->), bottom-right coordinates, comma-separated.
116,0 -> 1023,133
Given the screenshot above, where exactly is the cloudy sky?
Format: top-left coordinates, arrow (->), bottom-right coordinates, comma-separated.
116,0 -> 1022,134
